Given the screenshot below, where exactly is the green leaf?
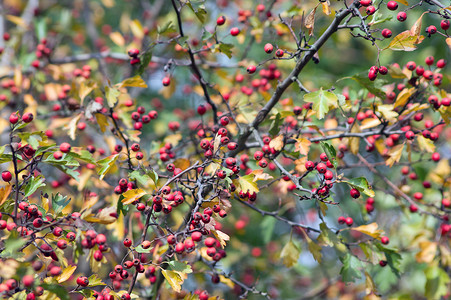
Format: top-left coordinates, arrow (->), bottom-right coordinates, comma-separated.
34,18 -> 47,41
320,141 -> 337,168
0,232 -> 26,259
269,113 -> 283,136
137,50 -> 152,76
129,170 -> 151,187
424,266 -> 450,299
135,245 -> 152,253
342,177 -> 375,197
24,175 -> 46,198
375,244 -> 402,276
166,261 -> 193,274
237,174 -> 259,194
186,2 -> 207,23
201,30 -> 213,41
217,43 -> 234,58
52,193 -> 71,214
157,21 -> 175,34
280,240 -> 301,268
40,282 -> 70,300
340,254 -> 362,282
55,165 -> 80,181
97,154 -> 119,180
349,73 -> 387,99
373,263 -> 399,293
66,150 -> 97,165
303,88 -> 337,119
260,217 -> 276,244
87,274 -> 106,287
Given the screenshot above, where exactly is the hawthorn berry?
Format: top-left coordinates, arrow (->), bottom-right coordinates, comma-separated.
316,163 -> 327,174
264,43 -> 274,53
247,65 -> 256,74
366,6 -> 376,15
230,27 -> 240,36
275,49 -> 284,57
76,276 -> 89,287
441,20 -> 450,30
387,1 -> 398,10
22,112 -> 34,123
381,28 -> 392,38
350,188 -> 360,198
397,11 -> 407,22
217,16 -> 226,26
2,171 -> 12,182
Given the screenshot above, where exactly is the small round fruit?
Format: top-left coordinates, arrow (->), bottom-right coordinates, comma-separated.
381,236 -> 389,245
59,142 -> 71,153
2,171 -> 12,182
441,20 -> 450,30
247,65 -> 256,74
76,276 -> 89,287
275,49 -> 284,57
381,28 -> 392,38
22,113 -> 34,123
345,217 -> 354,226
264,43 -> 274,53
9,113 -> 19,124
216,16 -> 226,26
350,188 -> 360,198
387,1 -> 398,10
366,6 -> 376,15
123,238 -> 132,247
230,27 -> 240,36
397,11 -> 407,22
162,77 -> 171,86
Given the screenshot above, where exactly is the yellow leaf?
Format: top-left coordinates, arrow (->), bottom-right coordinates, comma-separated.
174,158 -> 190,171
160,77 -> 176,99
119,75 -> 148,88
377,104 -> 398,122
300,230 -> 322,262
78,169 -> 94,192
360,118 -> 381,130
280,240 -> 300,268
350,223 -> 384,239
294,157 -> 307,173
269,135 -> 284,151
79,81 -> 97,102
295,137 -> 311,156
101,0 -> 115,7
417,135 -> 435,153
14,67 -> 22,91
219,275 -> 235,289
365,271 -> 377,295
83,206 -> 118,224
395,0 -> 409,5
110,32 -> 125,46
237,174 -> 259,194
322,0 -> 331,15
401,103 -> 429,116
95,113 -> 109,133
385,143 -> 404,167
213,133 -> 221,153
105,86 -> 121,108
56,265 -> 76,283
164,133 -> 182,147
130,20 -> 144,39
121,188 -> 146,205
0,185 -> 12,206
305,5 -> 318,36
211,229 -> 229,248
394,87 -> 415,108
416,241 -> 437,263
64,114 -> 82,140
250,169 -> 274,182
386,30 -> 424,51
348,125 -> 361,155
6,15 -> 27,28
161,270 -> 183,293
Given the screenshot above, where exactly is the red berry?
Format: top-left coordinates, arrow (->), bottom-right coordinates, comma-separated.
275,49 -> 284,57
441,20 -> 450,30
264,43 -> 274,53
22,112 -> 34,123
123,238 -> 132,247
230,27 -> 240,36
127,48 -> 140,57
425,56 -> 434,66
9,113 -> 19,124
197,105 -> 206,115
76,276 -> 89,287
381,236 -> 389,244
316,163 -> 327,174
59,142 -> 71,153
2,171 -> 12,182
345,217 -> 354,226
436,59 -> 446,69
247,65 -> 256,74
175,242 -> 185,253
162,77 -> 171,86
350,188 -> 360,198
431,152 -> 440,162
387,1 -> 398,10
426,25 -> 437,35
359,0 -> 372,6
216,16 -> 226,26
366,6 -> 376,15
397,11 -> 407,22
381,28 -> 392,38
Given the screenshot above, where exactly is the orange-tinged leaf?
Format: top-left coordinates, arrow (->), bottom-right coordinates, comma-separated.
174,158 -> 190,171
305,5 -> 318,36
386,30 -> 424,51
385,143 -> 404,167
211,229 -> 229,248
110,32 -> 125,46
269,135 -> 284,151
322,0 -> 331,15
237,174 -> 259,194
395,0 -> 409,5
6,15 -> 27,28
394,87 -> 415,108
410,12 -> 428,39
350,223 -> 384,239
360,118 -> 381,130
79,81 -> 97,102
56,265 -> 76,283
251,169 -> 274,182
348,125 -> 361,155
446,38 -> 451,51
295,137 -> 311,156
121,188 -> 146,205
416,241 -> 437,263
0,185 -> 12,206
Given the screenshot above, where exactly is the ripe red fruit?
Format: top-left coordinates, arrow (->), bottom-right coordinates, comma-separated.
387,1 -> 398,10
368,69 -> 377,81
162,77 -> 171,86
431,152 -> 440,162
230,27 -> 240,36
275,49 -> 284,57
316,163 -> 327,174
359,0 -> 372,6
9,113 -> 19,124
199,291 -> 209,300
49,266 -> 62,276
76,276 -> 89,287
350,188 -> 360,198
216,16 -> 226,26
379,66 -> 388,75
441,20 -> 450,30
247,65 -> 256,74
191,231 -> 202,242
379,260 -> 387,267
59,142 -> 71,153
264,43 -> 274,53
397,11 -> 407,22
254,151 -> 263,161
405,131 -> 415,140
381,28 -> 392,38
127,48 -> 140,57
406,61 -> 416,70
22,112 -> 34,123
123,238 -> 132,247
23,275 -> 34,287
426,25 -> 437,35
53,227 -> 63,236
167,235 -> 176,245
175,242 -> 185,253
366,6 -> 376,15
441,98 -> 450,107
205,237 -> 216,247
436,59 -> 446,68
338,216 -> 346,224
57,240 -> 67,249
197,105 -> 206,115
409,204 -> 418,213
345,217 -> 354,226
2,171 -> 12,182
380,236 -> 389,244
425,56 -> 434,66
